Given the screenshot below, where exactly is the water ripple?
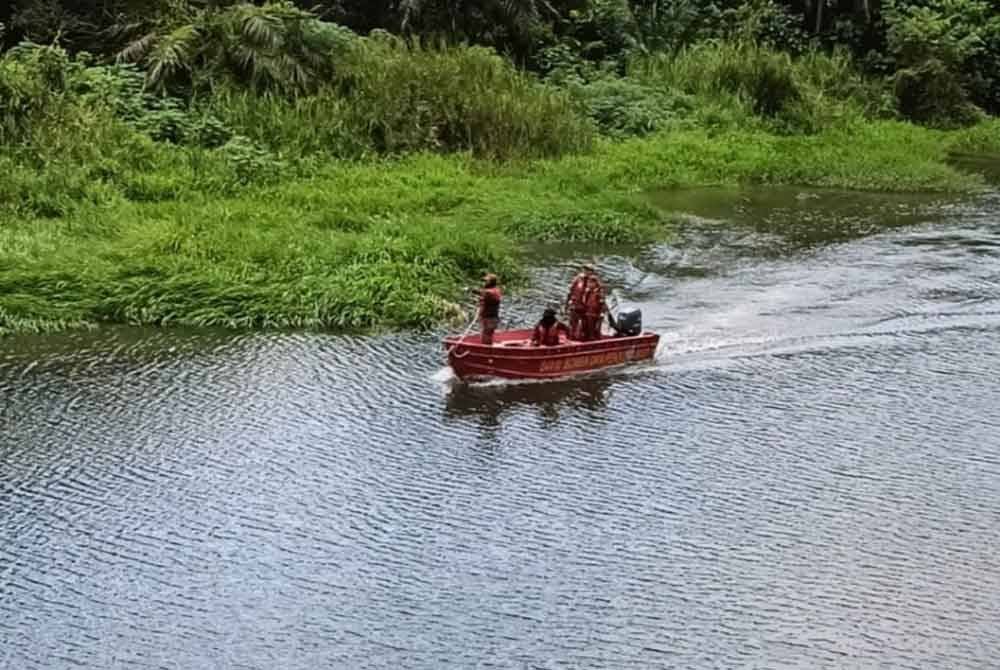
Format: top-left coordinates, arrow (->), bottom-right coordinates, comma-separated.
4,195 -> 1000,669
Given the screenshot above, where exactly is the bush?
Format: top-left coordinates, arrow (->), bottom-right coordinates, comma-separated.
883,0 -> 1000,126
634,41 -> 801,119
565,76 -> 695,138
894,58 -> 983,127
201,33 -> 595,161
218,135 -> 287,185
69,61 -> 233,146
632,41 -> 891,133
330,37 -> 594,159
0,42 -> 66,143
116,1 -> 358,96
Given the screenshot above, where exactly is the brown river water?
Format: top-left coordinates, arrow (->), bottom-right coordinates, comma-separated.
2,186 -> 1000,669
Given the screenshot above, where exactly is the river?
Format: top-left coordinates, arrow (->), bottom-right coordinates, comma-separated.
2,186 -> 1000,669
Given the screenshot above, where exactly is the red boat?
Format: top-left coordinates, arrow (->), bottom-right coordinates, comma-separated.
443,328 -> 660,381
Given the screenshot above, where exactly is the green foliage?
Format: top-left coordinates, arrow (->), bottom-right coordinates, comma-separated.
329,37 -> 593,159
893,58 -> 983,127
6,0 -> 1000,121
218,134 -> 286,185
117,1 -> 357,96
555,0 -> 640,65
635,41 -> 798,118
631,0 -> 808,55
0,118 -> 989,335
633,41 -> 894,133
0,42 -> 65,142
0,25 -> 593,226
883,0 -> 1000,125
207,38 -> 593,160
717,0 -> 809,53
565,76 -> 695,138
946,118 -> 1000,154
3,1 -> 1000,336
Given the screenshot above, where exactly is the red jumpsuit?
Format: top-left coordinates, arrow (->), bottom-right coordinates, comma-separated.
581,284 -> 605,341
566,274 -> 588,340
478,286 -> 502,344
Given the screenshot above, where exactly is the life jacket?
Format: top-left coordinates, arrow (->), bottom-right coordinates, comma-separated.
534,321 -> 562,346
479,287 -> 502,319
583,285 -> 604,316
568,274 -> 588,309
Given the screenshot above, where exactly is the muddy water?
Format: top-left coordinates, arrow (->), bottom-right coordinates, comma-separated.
3,187 -> 1000,669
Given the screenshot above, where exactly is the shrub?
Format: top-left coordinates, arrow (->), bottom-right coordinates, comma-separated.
331,38 -> 594,159
883,0 -> 999,126
633,41 -> 801,119
894,58 -> 983,127
218,134 -> 287,185
565,76 -> 695,138
116,1 -> 358,96
632,41 -> 891,133
0,42 -> 65,143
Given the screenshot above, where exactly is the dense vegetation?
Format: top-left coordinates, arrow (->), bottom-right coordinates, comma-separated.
7,0 -> 1000,122
2,0 -> 1000,335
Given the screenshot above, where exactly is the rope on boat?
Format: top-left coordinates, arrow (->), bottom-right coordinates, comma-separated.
446,311 -> 479,359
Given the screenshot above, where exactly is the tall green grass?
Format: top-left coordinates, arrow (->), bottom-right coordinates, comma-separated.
0,120 -> 990,336
946,118 -> 1000,156
631,41 -> 895,133
1,39 -> 594,220
210,39 -> 593,160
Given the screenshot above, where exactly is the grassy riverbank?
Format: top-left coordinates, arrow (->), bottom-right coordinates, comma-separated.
4,18 -> 1000,336
2,118 -> 998,336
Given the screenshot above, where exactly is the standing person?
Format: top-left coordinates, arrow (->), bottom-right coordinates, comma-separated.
581,275 -> 607,341
478,273 -> 502,345
531,308 -> 570,347
565,264 -> 599,340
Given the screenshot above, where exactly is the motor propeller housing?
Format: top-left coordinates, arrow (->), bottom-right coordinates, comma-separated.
610,306 -> 642,336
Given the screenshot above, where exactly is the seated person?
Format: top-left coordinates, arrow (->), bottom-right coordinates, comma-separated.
531,308 -> 570,346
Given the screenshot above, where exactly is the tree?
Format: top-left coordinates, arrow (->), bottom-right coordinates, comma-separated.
116,1 -> 354,95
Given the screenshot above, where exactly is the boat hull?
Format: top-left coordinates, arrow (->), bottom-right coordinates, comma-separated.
443,329 -> 660,381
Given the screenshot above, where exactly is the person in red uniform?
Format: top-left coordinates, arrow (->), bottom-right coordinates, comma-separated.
478,273 -> 502,345
581,276 -> 607,341
565,264 -> 599,340
531,308 -> 570,346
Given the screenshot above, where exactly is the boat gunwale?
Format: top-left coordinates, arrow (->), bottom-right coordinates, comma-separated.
443,331 -> 659,359
443,330 -> 660,381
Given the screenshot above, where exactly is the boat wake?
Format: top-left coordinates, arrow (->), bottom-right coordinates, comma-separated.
433,304 -> 1000,391
658,305 -> 1000,373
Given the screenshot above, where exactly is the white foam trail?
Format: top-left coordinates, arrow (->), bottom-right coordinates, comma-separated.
430,366 -> 456,384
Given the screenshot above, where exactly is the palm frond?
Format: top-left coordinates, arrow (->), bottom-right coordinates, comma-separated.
239,10 -> 284,49
501,0 -> 539,19
145,24 -> 200,88
399,0 -> 424,31
116,32 -> 157,64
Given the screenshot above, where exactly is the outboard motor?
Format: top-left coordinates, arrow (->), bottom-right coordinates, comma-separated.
610,306 -> 643,336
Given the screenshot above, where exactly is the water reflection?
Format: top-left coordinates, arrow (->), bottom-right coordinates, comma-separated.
443,374 -> 615,426
648,185 -> 955,253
